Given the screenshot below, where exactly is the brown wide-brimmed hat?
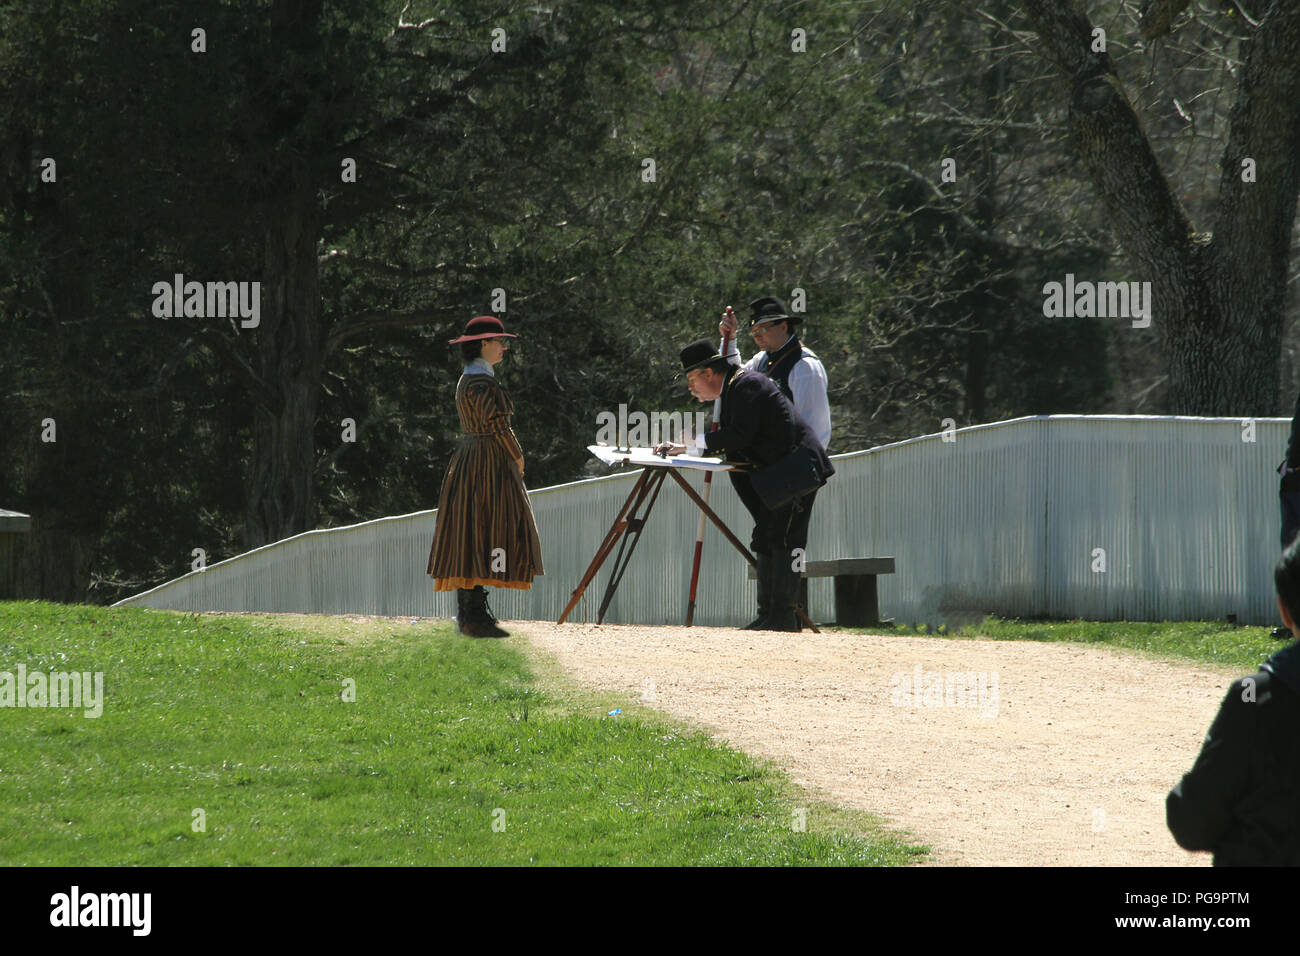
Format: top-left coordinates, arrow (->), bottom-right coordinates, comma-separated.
448,315 -> 518,344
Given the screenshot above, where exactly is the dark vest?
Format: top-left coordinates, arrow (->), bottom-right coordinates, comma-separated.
758,334 -> 805,402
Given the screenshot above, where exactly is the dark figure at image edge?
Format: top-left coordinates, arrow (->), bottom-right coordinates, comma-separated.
426,315 -> 543,638
1166,537 -> 1300,864
1274,392 -> 1300,637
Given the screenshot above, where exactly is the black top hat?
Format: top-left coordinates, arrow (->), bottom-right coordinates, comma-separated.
679,339 -> 723,373
448,315 -> 518,345
747,296 -> 800,328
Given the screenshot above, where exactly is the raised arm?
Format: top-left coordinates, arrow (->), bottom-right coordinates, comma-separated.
719,306 -> 753,369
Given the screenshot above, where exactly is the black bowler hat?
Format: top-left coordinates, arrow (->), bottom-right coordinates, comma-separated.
747,296 -> 800,328
679,339 -> 722,373
448,315 -> 518,344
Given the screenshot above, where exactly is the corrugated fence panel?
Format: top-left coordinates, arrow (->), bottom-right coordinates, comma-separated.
1044,417 -> 1282,624
823,417 -> 1049,627
114,416 -> 1292,626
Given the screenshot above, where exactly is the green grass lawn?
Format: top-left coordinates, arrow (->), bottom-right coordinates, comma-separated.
858,616 -> 1287,673
0,601 -> 924,866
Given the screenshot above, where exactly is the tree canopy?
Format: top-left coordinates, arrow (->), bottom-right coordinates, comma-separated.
3,0 -> 1298,602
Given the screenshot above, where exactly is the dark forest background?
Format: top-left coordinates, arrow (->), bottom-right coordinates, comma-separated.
4,0 -> 1300,604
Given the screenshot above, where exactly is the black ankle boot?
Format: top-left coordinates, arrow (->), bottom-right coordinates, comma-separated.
744,553 -> 773,629
455,588 -> 475,636
465,586 -> 508,638
765,551 -> 803,632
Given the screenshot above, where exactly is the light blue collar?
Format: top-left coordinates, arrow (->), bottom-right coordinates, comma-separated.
463,357 -> 495,377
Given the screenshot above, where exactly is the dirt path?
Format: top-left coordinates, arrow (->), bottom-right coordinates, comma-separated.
513,621 -> 1238,866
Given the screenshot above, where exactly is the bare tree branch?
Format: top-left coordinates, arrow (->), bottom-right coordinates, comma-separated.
318,249 -> 450,279
325,307 -> 463,354
1210,3 -> 1300,287
1019,0 -> 1196,274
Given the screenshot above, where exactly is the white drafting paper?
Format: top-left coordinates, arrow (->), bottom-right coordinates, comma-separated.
586,444 -> 733,472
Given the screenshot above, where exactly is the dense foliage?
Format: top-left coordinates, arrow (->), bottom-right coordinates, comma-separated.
3,1 -> 1298,602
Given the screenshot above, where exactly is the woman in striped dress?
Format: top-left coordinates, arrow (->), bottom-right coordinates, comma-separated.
427,316 -> 544,636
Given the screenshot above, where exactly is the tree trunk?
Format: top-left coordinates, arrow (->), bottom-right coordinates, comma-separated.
244,174 -> 324,549
21,228 -> 102,602
1164,243 -> 1284,416
20,420 -> 99,603
1020,0 -> 1300,416
242,0 -> 328,549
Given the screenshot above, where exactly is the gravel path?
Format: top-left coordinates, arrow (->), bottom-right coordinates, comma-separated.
512,621 -> 1238,866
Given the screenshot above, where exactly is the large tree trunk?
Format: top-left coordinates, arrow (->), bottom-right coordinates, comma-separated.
244,175 -> 324,549
1020,0 -> 1300,416
242,0 -> 327,549
21,228 -> 102,601
963,13 -> 1008,424
1166,243 -> 1285,416
20,417 -> 99,603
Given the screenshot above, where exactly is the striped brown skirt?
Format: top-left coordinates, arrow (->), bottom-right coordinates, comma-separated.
426,376 -> 544,590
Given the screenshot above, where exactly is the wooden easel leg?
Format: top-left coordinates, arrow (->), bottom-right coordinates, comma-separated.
595,469 -> 667,623
557,469 -> 654,624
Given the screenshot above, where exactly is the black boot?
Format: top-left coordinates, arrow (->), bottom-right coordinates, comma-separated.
465,586 -> 509,638
455,588 -> 475,636
765,551 -> 803,632
744,552 -> 773,629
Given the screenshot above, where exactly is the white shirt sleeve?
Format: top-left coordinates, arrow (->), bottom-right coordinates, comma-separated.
789,356 -> 831,450
721,337 -> 762,370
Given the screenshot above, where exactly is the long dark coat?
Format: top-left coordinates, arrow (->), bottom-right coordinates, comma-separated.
704,366 -> 833,475
426,373 -> 543,590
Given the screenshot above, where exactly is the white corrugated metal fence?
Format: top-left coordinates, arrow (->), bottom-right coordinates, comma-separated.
114,415 -> 1291,626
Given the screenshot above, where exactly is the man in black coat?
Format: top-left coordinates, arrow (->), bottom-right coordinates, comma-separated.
655,339 -> 833,631
1166,536 -> 1300,864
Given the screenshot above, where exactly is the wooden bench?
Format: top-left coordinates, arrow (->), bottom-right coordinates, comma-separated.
748,557 -> 895,627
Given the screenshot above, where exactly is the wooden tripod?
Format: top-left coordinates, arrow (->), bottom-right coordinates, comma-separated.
557,464 -> 819,632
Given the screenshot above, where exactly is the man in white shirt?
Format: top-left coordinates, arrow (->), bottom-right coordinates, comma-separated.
719,297 -> 831,450
715,296 -> 831,629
